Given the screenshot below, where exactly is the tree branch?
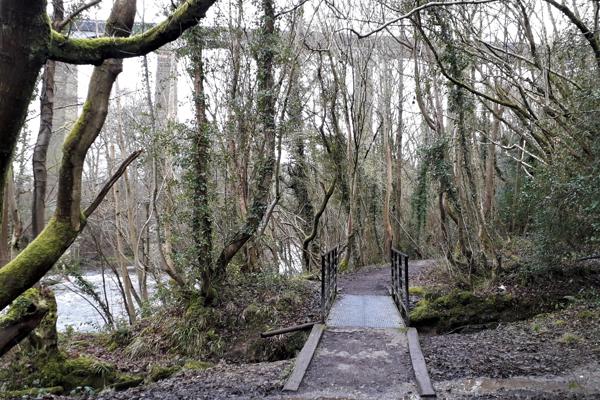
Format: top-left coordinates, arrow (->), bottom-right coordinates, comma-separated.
349,0 -> 497,39
48,0 -> 216,65
543,0 -> 600,72
302,177 -> 336,271
84,149 -> 143,218
56,0 -> 103,31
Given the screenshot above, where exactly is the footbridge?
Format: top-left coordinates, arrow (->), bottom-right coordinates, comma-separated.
283,247 -> 436,399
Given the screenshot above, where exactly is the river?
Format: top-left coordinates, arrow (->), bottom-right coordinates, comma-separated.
52,268 -> 158,332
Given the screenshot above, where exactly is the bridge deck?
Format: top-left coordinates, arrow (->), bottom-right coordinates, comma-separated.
327,294 -> 403,328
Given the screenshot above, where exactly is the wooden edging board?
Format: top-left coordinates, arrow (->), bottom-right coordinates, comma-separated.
282,323 -> 325,392
407,327 -> 436,398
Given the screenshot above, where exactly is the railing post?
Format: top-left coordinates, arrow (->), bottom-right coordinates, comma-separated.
404,254 -> 410,326
321,252 -> 325,322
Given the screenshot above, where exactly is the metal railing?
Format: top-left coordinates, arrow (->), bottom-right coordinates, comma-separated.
391,248 -> 410,325
321,246 -> 339,322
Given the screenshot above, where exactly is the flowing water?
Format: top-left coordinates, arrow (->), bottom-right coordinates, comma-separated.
52,268 -> 159,332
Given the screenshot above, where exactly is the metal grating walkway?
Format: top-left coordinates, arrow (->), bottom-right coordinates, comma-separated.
326,294 -> 404,328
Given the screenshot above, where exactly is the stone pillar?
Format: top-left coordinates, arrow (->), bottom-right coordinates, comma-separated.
154,48 -> 178,128
48,62 -> 78,196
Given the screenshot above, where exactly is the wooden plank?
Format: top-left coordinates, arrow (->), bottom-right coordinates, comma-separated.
260,322 -> 316,338
283,323 -> 325,392
407,327 -> 436,398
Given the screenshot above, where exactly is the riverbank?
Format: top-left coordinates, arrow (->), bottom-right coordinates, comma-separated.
0,270 -> 320,398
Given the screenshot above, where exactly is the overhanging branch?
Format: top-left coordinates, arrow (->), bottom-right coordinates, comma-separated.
48,0 -> 216,65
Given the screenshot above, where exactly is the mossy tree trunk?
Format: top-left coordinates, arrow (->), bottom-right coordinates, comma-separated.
0,0 -> 217,313
0,286 -> 58,358
189,32 -> 214,297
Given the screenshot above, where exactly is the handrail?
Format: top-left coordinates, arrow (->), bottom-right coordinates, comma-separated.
391,247 -> 410,325
321,246 -> 339,322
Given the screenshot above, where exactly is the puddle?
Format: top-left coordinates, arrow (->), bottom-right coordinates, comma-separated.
435,365 -> 600,397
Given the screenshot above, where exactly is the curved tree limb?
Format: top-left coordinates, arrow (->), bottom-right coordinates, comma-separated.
302,177 -> 337,272
543,0 -> 600,72
48,0 -> 216,65
84,149 -> 143,217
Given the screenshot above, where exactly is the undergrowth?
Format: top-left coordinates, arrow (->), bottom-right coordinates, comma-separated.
120,268 -> 320,363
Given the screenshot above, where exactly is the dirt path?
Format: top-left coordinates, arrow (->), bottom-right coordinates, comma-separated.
292,328 -> 416,400
337,260 -> 438,296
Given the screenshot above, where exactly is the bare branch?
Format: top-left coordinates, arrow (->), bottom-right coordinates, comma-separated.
84,150 -> 143,218
543,0 -> 600,72
56,0 -> 102,31
349,0 -> 497,39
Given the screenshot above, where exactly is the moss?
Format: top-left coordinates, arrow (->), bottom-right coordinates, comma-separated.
339,259 -> 349,272
242,303 -> 270,325
28,287 -> 59,354
61,101 -> 92,157
146,364 -> 180,383
0,218 -> 79,311
576,309 -> 595,319
408,286 -> 426,296
0,386 -> 63,398
111,375 -> 144,391
0,288 -> 48,328
105,326 -> 132,351
279,292 -> 301,310
409,290 -> 525,332
568,380 -> 581,390
559,333 -> 581,345
46,355 -> 116,390
3,353 -> 119,392
246,331 -> 307,362
182,360 -> 213,370
48,0 -> 212,63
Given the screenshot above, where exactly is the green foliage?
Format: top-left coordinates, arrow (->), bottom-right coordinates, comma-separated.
123,271 -> 318,363
408,286 -> 426,296
0,386 -> 63,398
146,364 -> 180,383
411,138 -> 453,240
559,332 -> 581,345
411,161 -> 429,236
499,86 -> 600,263
182,360 -> 213,370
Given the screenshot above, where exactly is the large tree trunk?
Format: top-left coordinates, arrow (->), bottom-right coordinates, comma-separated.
213,0 -> 276,287
33,0 -> 65,239
393,56 -> 405,249
0,0 -> 49,223
0,0 -> 136,312
190,34 -> 214,296
32,61 -> 57,238
381,59 -> 394,255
